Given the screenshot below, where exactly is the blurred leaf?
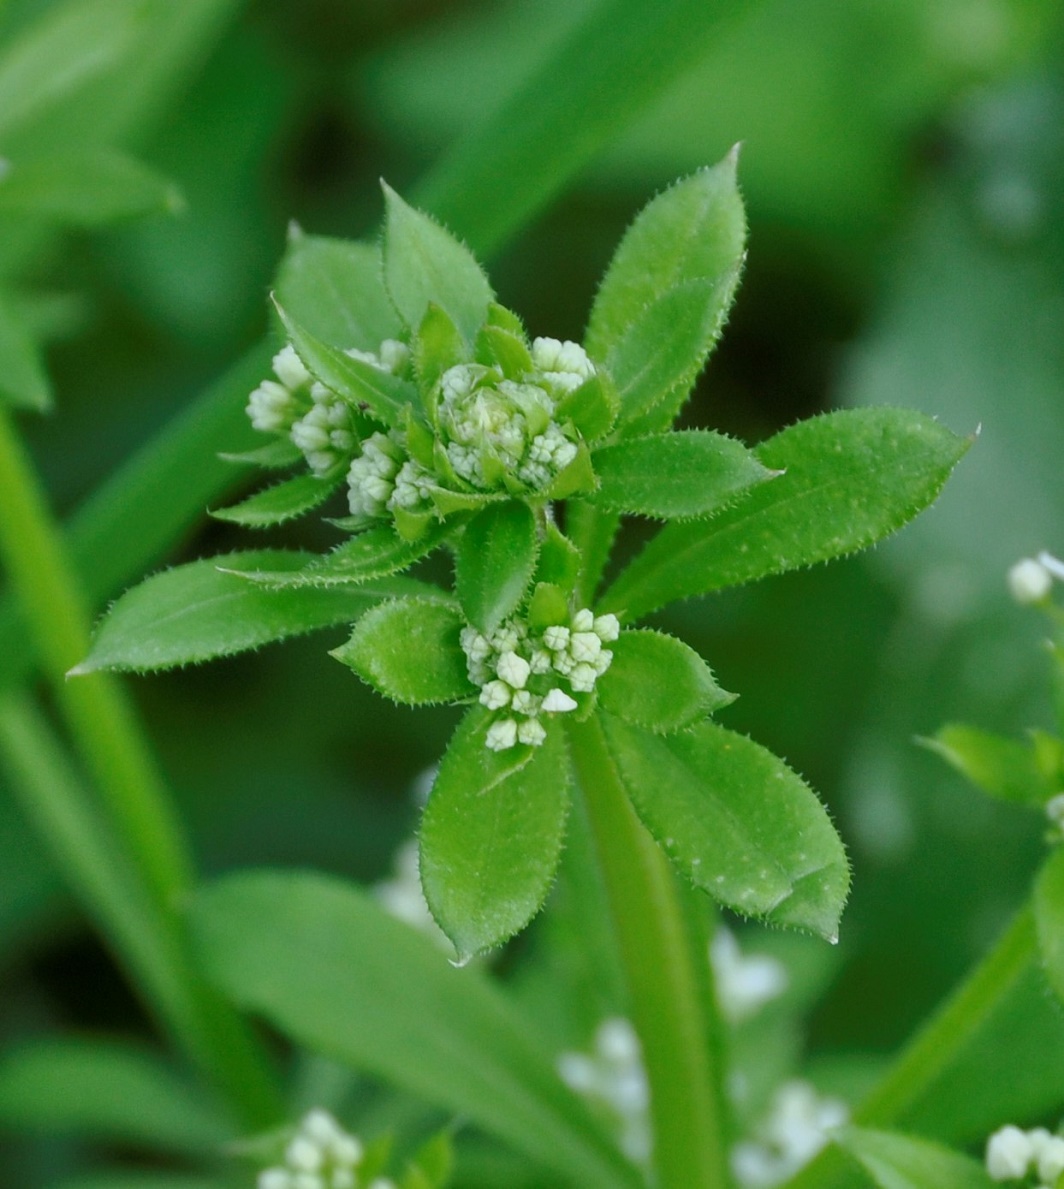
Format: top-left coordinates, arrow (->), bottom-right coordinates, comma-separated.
420,710 -> 570,960
600,713 -> 849,939
0,287 -> 49,411
210,471 -> 342,528
1035,849 -> 1064,1008
0,0 -> 147,144
602,409 -> 971,620
332,598 -> 474,706
0,1037 -> 228,1152
0,149 -> 181,225
219,439 -> 303,469
382,182 -> 493,343
401,1130 -> 454,1189
54,1177 -> 221,1189
921,724 -> 1053,807
275,233 -> 401,351
75,552 -> 426,673
589,431 -> 775,520
190,870 -> 643,1188
596,629 -> 734,732
413,0 -> 749,254
838,1126 -> 994,1189
455,501 -> 538,635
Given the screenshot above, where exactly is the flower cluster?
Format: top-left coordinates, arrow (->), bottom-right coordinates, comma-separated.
246,341 -> 410,478
247,333 -> 597,531
257,1109 -> 393,1189
1007,551 -> 1064,606
710,926 -> 789,1024
731,1081 -> 848,1188
557,1018 -> 651,1168
460,608 -> 620,751
986,1124 -> 1064,1186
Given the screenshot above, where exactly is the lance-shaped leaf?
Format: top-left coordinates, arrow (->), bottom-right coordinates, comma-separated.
73,552 -> 425,673
275,302 -> 413,427
590,430 -> 776,520
0,289 -> 50,411
837,1127 -> 995,1189
274,233 -> 401,350
456,501 -> 538,635
382,183 -> 493,344
0,1038 -> 228,1152
189,871 -> 640,1189
602,408 -> 971,620
226,524 -> 450,589
420,709 -> 570,961
555,373 -> 618,443
414,303 -> 466,402
210,471 -> 343,528
585,153 -> 745,428
601,714 -> 849,939
219,439 -> 303,470
0,150 -> 182,226
921,724 -> 1057,808
332,599 -> 474,705
596,630 -> 734,733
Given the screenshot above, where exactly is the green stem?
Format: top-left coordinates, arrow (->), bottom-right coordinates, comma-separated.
0,406 -> 283,1128
0,404 -> 191,904
568,713 -> 733,1189
783,903 -> 1037,1189
567,502 -> 621,607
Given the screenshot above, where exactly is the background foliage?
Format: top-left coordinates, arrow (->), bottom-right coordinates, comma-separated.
1,0 -> 1063,1184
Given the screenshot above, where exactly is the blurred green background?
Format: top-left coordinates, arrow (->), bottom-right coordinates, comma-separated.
2,0 -> 1064,1183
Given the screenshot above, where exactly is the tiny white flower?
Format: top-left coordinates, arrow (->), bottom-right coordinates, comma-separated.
1036,1134 -> 1064,1183
329,1133 -> 363,1166
569,662 -> 598,692
480,680 -> 512,710
570,630 -> 603,663
485,718 -> 519,751
258,1171 -> 292,1189
300,1109 -> 343,1146
1008,558 -> 1053,604
460,627 -> 492,661
551,650 -> 575,677
593,613 -> 621,642
710,927 -> 789,1023
572,608 -> 595,632
248,379 -> 299,433
986,1125 -> 1033,1180
542,688 -> 578,713
497,650 -> 531,689
286,1136 -> 323,1172
490,624 -> 523,653
378,338 -> 410,374
1037,550 -> 1064,580
517,718 -> 547,746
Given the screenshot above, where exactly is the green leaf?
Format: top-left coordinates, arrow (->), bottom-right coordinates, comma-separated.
218,439 -> 303,469
837,1126 -> 995,1189
555,373 -> 618,443
227,524 -> 450,589
0,0 -> 147,143
602,408 -> 971,620
189,871 -> 642,1189
210,471 -> 342,528
0,289 -> 50,411
73,551 -> 417,673
0,1038 -> 228,1152
590,430 -> 776,520
275,302 -> 413,427
331,598 -> 474,706
455,501 -> 538,634
535,523 -> 581,594
600,714 -> 849,939
477,324 -> 533,379
0,150 -> 182,225
597,630 -> 734,732
921,724 -> 1054,808
401,1131 -> 454,1189
586,152 -> 746,361
52,1176 -> 221,1189
382,183 -> 493,344
420,709 -> 570,960
414,303 -> 467,401
274,233 -> 401,351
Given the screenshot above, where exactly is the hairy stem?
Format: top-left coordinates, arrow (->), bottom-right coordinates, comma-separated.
568,712 -> 733,1189
783,903 -> 1036,1189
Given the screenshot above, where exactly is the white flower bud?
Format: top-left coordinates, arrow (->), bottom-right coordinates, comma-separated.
286,1137 -> 323,1173
258,1171 -> 292,1189
479,680 -> 512,710
1008,558 -> 1052,604
497,651 -> 531,689
273,344 -> 310,390
330,1172 -> 355,1189
485,718 -> 519,751
1037,1135 -> 1064,1183
986,1125 -> 1033,1180
570,631 -> 602,662
291,1175 -> 323,1189
529,648 -> 553,674
543,625 -> 570,651
248,380 -> 298,433
517,718 -> 547,746
593,614 -> 620,643
592,649 -> 613,676
460,627 -> 492,661
569,662 -> 598,692
510,689 -> 539,715
1046,793 -> 1064,830
329,1134 -> 363,1166
572,609 -> 595,632
542,688 -> 578,713
378,338 -> 410,374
